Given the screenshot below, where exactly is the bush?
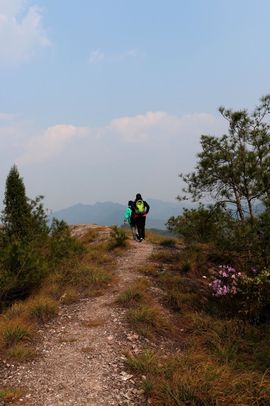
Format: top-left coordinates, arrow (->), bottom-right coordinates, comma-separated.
167,205 -> 229,244
237,269 -> 270,322
0,241 -> 48,305
107,226 -> 128,250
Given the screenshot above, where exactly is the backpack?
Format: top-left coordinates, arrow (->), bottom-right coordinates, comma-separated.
124,207 -> 132,223
135,199 -> 145,214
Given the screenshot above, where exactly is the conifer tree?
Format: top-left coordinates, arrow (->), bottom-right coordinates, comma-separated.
178,95 -> 270,220
1,165 -> 32,241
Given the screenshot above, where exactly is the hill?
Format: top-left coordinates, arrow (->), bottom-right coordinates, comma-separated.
52,198 -> 187,230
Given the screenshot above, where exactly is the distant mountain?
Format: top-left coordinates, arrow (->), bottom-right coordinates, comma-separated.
52,199 -> 189,230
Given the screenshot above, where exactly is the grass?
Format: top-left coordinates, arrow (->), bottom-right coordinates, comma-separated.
128,242 -> 270,405
137,263 -> 158,276
159,238 -> 177,248
107,226 -> 128,250
125,349 -> 161,374
127,348 -> 270,405
81,319 -> 105,328
26,297 -> 58,323
59,336 -> 77,343
0,225 -> 128,362
117,279 -> 149,307
81,346 -> 93,354
151,249 -> 182,265
0,387 -> 22,402
60,287 -> 79,304
0,319 -> 32,348
127,304 -> 170,337
7,344 -> 35,361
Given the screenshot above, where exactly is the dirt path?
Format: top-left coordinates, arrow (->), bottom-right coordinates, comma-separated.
1,239 -> 153,406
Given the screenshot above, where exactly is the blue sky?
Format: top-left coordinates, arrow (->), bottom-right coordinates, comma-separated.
0,0 -> 269,210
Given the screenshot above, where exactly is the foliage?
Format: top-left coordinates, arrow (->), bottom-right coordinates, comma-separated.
107,226 -> 128,250
1,165 -> 33,242
167,204 -> 230,243
237,269 -> 270,322
178,95 -> 270,220
49,218 -> 84,264
0,240 -> 48,304
0,166 -> 84,307
168,96 -> 270,322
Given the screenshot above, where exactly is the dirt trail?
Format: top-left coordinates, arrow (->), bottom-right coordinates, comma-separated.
1,238 -> 153,406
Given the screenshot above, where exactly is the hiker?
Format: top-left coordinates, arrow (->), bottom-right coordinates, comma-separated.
133,193 -> 150,242
124,200 -> 137,239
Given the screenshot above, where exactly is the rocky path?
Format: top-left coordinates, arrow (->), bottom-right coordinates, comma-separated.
1,239 -> 153,406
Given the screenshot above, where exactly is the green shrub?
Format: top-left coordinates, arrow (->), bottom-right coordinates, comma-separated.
107,226 -> 128,250
0,241 -> 48,304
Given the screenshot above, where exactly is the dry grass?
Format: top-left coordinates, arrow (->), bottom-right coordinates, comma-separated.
127,304 -> 170,338
125,349 -> 160,374
127,348 -> 270,405
0,225 -> 128,362
59,336 -> 78,343
117,279 -> 149,307
0,319 -> 32,348
60,287 -> 79,304
7,344 -> 35,361
0,387 -> 23,402
3,302 -> 25,320
81,346 -> 93,354
135,242 -> 270,405
26,296 -> 58,324
137,263 -> 158,276
151,249 -> 182,265
80,319 -> 105,328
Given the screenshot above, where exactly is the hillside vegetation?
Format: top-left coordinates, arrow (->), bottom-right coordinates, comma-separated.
0,166 -> 128,374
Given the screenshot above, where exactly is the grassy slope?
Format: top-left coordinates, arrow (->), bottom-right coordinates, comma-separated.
0,226 -> 129,402
121,232 -> 270,406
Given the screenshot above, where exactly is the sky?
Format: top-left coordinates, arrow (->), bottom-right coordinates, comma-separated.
0,0 -> 270,210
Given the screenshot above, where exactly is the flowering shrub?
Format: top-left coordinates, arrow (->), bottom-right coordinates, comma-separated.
210,265 -> 242,297
237,269 -> 270,322
209,266 -> 270,322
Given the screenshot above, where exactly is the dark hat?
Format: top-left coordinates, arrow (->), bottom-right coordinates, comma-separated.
136,193 -> 142,200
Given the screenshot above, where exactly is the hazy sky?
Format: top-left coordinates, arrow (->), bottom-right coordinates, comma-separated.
0,0 -> 269,210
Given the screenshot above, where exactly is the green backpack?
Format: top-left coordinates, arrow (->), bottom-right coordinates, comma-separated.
135,199 -> 145,214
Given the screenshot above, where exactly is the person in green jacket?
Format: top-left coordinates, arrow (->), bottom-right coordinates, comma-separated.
124,200 -> 137,239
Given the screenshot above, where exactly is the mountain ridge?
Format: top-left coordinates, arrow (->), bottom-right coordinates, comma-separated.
52,198 -> 188,230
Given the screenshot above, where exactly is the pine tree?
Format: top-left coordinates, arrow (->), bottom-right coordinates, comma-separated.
1,165 -> 32,241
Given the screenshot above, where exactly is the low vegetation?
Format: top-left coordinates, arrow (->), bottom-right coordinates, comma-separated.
0,166 -> 128,363
124,95 -> 270,405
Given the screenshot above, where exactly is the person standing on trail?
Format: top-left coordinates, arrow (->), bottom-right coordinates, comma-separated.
133,193 -> 150,242
124,200 -> 137,239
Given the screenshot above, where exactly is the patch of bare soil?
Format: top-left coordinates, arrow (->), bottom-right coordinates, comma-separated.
1,232 -> 153,406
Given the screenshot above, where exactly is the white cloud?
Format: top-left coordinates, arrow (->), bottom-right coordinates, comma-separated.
0,110 -> 227,209
4,111 -> 225,166
0,0 -> 50,64
106,111 -> 221,143
18,125 -> 88,164
88,48 -> 105,64
0,112 -> 18,121
88,48 -> 139,64
0,0 -> 24,17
